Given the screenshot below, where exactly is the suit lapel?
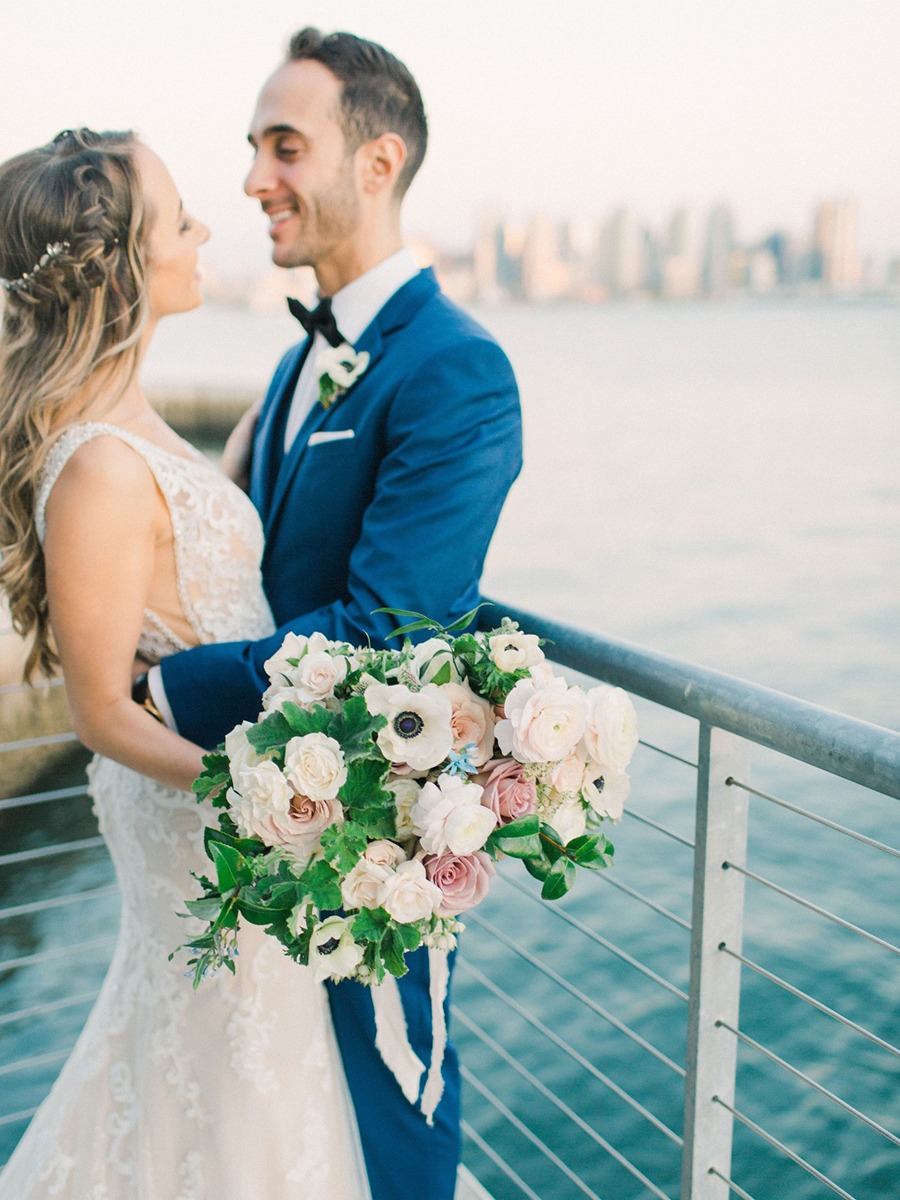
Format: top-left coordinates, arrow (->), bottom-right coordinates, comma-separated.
264,269 -> 439,536
250,340 -> 309,520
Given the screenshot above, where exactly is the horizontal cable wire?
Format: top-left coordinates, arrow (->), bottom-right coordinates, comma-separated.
717,1019 -> 900,1149
467,910 -> 685,1077
0,883 -> 118,922
720,943 -> 900,1060
723,862 -> 900,956
708,1167 -> 759,1200
461,1064 -> 604,1200
636,739 -> 698,769
0,678 -> 63,697
455,1006 -> 674,1200
461,1120 -> 542,1200
0,990 -> 99,1029
0,784 -> 88,812
595,873 -> 691,931
727,777 -> 900,859
499,872 -> 689,1002
713,1096 -> 858,1200
0,1046 -> 71,1079
0,835 -> 106,868
0,731 -> 79,754
0,1107 -> 37,1130
0,934 -> 115,974
458,959 -> 682,1147
623,808 -> 694,849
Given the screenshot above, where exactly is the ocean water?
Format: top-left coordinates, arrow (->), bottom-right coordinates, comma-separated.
2,297 -> 898,1197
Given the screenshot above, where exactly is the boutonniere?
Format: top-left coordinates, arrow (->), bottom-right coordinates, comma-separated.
315,342 -> 370,410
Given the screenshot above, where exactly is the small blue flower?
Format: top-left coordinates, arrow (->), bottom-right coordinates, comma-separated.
446,742 -> 479,777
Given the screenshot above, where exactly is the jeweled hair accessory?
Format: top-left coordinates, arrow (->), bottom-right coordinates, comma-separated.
0,241 -> 70,294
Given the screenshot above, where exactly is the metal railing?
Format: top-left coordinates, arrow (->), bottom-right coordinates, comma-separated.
1,608 -> 899,1199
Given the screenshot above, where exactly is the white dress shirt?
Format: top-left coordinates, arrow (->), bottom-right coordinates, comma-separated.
283,246 -> 419,450
149,246 -> 420,730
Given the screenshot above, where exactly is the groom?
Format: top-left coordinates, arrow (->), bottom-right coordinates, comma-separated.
153,27 -> 521,1200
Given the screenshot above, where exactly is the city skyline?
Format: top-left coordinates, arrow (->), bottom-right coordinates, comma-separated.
1,1 -> 898,272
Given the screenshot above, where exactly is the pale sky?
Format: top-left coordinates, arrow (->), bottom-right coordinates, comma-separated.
2,0 -> 898,271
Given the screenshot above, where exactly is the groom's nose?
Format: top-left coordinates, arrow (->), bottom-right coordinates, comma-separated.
244,152 -> 274,199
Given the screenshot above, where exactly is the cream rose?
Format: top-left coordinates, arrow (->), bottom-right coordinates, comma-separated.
283,733 -> 347,801
233,761 -> 292,824
377,859 -> 442,924
341,857 -> 393,910
496,676 -> 587,763
442,681 -> 496,767
584,685 -> 639,772
385,776 -> 423,839
224,720 -> 263,786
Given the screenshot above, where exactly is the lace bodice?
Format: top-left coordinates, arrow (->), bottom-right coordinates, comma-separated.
35,421 -> 275,660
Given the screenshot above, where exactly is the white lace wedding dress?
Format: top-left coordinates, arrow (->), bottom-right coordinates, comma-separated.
0,424 -> 370,1200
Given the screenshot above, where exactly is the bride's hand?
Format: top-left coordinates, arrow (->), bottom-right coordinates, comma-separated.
220,399 -> 262,492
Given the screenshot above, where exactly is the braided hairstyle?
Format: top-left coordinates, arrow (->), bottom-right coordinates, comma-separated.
0,128 -> 149,679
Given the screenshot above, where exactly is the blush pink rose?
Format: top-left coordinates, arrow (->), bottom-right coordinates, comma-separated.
479,758 -> 538,824
423,850 -> 495,916
442,681 -> 496,767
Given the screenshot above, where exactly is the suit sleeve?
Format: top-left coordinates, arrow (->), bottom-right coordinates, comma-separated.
159,335 -> 522,748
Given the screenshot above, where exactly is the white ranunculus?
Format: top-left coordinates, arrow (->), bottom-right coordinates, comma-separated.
409,638 -> 461,685
584,686 -> 639,772
341,857 -> 394,910
283,733 -> 347,801
548,797 -> 588,845
488,628 -> 544,673
412,774 -> 497,856
365,683 -> 454,772
309,916 -> 365,982
316,343 -> 370,389
224,720 -> 263,786
584,768 -> 630,822
495,676 -> 587,764
386,777 -> 423,839
377,859 -> 442,924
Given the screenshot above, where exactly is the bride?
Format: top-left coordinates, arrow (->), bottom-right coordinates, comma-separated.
0,128 -> 369,1198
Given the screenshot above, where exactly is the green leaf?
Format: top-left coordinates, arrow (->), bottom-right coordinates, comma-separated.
236,895 -> 278,925
321,822 -> 368,874
297,860 -> 343,910
430,660 -> 453,686
487,813 -> 542,859
382,927 -> 409,977
541,857 -> 576,901
564,833 -> 614,869
521,853 -> 552,882
444,602 -> 490,633
210,897 -> 239,932
204,825 -> 266,860
538,823 -> 567,863
352,907 -> 390,945
192,769 -> 230,804
184,897 -> 224,921
339,759 -> 395,837
246,710 -> 293,754
279,701 -> 336,738
336,695 -> 387,760
210,841 -> 251,892
395,921 -> 423,952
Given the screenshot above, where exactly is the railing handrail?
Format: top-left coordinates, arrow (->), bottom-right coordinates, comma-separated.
484,600 -> 900,801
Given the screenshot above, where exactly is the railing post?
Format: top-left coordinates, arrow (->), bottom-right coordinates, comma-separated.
681,724 -> 749,1199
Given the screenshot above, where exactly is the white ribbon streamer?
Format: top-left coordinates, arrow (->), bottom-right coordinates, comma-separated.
372,973 -> 425,1104
371,949 -> 451,1125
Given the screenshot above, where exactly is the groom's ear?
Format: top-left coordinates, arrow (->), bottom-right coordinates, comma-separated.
358,133 -> 407,198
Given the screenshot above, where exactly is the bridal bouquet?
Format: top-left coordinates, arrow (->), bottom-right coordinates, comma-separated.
180,611 -> 638,991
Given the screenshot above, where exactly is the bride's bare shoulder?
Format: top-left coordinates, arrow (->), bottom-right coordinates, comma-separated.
44,432 -> 161,528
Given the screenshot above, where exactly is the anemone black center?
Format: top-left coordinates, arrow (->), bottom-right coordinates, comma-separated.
394,710 -> 425,739
318,937 -> 340,956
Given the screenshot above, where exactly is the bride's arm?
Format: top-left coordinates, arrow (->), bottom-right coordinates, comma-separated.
42,437 -> 206,792
219,398 -> 261,491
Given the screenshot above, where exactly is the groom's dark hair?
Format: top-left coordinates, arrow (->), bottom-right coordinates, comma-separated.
286,27 -> 427,197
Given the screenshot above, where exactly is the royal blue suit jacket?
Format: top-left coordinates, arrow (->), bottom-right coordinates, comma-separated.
161,267 -> 522,747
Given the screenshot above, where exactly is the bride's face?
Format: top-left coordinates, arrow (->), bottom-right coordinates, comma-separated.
138,146 -> 210,322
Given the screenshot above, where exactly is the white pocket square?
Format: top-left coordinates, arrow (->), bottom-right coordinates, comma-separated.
307,429 -> 355,446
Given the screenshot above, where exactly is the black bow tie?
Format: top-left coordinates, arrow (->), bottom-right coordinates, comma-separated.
287,296 -> 345,347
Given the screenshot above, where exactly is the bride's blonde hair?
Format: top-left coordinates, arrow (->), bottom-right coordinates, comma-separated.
0,128 -> 149,679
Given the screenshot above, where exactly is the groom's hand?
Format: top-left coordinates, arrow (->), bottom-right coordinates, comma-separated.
220,398 -> 262,493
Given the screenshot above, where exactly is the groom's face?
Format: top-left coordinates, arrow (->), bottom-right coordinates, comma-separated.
245,60 -> 362,273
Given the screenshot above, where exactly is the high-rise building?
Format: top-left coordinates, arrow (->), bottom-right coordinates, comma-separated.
661,207 -> 700,298
813,198 -> 862,289
702,205 -> 735,297
521,213 -> 570,301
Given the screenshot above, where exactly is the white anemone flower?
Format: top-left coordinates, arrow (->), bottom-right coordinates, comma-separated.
365,683 -> 454,771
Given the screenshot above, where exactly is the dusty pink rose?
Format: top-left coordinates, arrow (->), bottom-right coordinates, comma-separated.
442,681 -> 496,767
479,758 -> 537,823
423,850 -> 495,916
269,793 -> 343,854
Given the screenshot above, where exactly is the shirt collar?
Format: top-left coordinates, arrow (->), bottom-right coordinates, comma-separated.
327,247 -> 419,346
